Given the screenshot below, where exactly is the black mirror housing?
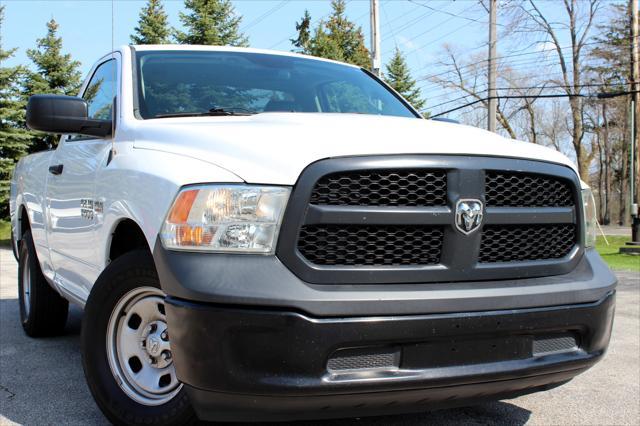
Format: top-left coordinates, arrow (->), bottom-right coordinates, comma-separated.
26,95 -> 112,138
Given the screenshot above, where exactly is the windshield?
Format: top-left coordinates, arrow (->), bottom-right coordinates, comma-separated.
134,50 -> 419,119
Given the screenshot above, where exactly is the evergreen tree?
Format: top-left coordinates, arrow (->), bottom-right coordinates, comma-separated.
174,0 -> 248,46
291,10 -> 312,53
0,6 -> 31,218
589,3 -> 630,88
322,0 -> 370,68
131,0 -> 171,45
24,18 -> 82,151
384,47 -> 426,111
293,0 -> 370,68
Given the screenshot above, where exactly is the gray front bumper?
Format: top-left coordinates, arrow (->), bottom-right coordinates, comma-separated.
153,243 -> 616,317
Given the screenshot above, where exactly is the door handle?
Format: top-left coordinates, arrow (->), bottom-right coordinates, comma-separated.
48,164 -> 64,175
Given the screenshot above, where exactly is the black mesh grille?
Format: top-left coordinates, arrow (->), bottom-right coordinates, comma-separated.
533,334 -> 578,355
485,171 -> 574,207
310,170 -> 447,206
327,351 -> 398,371
298,225 -> 444,266
281,157 -> 583,284
479,224 -> 577,263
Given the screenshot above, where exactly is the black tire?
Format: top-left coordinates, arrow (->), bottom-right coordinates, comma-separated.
81,250 -> 196,426
18,230 -> 69,337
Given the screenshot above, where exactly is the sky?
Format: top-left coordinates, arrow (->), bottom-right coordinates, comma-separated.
1,0 -> 602,118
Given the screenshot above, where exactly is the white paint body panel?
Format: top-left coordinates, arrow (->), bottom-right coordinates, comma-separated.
10,45 -> 582,305
131,113 -> 579,185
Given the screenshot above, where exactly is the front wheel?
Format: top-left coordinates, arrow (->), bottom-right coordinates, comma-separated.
81,250 -> 195,425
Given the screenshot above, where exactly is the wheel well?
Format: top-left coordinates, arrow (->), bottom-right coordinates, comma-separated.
19,205 -> 30,237
109,220 -> 150,262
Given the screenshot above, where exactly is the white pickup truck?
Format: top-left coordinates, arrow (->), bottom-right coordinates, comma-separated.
11,45 -> 616,425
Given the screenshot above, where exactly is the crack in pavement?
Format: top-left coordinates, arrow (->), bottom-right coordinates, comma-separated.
0,384 -> 16,399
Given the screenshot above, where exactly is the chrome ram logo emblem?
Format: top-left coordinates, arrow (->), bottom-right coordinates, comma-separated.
455,199 -> 483,235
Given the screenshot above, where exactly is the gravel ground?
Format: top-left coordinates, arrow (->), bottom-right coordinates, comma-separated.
0,247 -> 638,426
599,226 -> 634,237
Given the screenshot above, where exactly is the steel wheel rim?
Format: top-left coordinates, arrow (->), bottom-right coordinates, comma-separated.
106,287 -> 182,406
22,252 -> 31,317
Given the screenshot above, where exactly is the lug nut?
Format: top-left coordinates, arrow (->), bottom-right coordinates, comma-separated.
162,351 -> 172,361
161,331 -> 168,341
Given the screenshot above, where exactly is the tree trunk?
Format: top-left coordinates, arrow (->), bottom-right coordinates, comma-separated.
602,102 -> 611,224
620,118 -> 630,225
596,107 -> 605,222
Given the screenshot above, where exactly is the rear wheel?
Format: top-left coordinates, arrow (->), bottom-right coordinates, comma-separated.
18,230 -> 68,337
81,250 -> 195,425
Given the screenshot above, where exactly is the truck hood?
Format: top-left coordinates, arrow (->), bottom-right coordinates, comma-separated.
131,113 -> 578,185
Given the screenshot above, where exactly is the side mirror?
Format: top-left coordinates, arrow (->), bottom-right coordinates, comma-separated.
26,95 -> 112,138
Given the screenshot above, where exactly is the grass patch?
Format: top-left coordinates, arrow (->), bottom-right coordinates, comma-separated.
0,219 -> 11,247
596,235 -> 639,272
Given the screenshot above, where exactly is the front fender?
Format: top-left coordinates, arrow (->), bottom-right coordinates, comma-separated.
95,148 -> 244,269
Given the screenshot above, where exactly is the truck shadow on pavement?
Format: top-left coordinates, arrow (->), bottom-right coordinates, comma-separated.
0,298 -> 531,426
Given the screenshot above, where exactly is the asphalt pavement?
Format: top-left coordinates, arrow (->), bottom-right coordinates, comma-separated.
1,247 -> 638,425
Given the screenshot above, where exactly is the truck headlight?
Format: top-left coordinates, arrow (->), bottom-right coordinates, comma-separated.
160,185 -> 290,253
582,188 -> 597,248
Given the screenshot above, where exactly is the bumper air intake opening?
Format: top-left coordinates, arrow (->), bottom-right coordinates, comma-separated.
327,347 -> 401,373
533,333 -> 579,356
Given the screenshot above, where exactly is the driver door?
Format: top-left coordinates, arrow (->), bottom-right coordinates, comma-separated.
45,58 -> 117,302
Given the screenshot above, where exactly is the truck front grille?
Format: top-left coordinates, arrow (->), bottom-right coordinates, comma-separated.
310,170 -> 447,206
479,224 -> 577,263
277,156 -> 583,284
485,171 -> 574,207
298,225 -> 444,266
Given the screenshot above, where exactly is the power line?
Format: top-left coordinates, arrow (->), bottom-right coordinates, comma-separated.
417,55 -> 568,97
423,82 -> 636,112
384,0 -> 423,27
407,0 -> 505,27
418,46 -> 637,100
386,1 -> 483,57
426,93 -> 481,111
430,91 -> 640,118
380,1 -> 399,50
240,1 -> 290,32
381,8 -> 439,43
417,35 -> 640,82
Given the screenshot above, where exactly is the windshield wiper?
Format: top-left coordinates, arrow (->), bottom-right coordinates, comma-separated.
154,106 -> 258,118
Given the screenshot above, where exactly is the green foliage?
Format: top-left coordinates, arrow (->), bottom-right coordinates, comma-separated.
588,3 -> 630,88
290,10 -> 312,53
25,19 -> 82,96
0,6 -> 31,219
384,47 -> 425,112
131,0 -> 171,45
0,219 -> 10,245
292,0 -> 370,68
24,18 -> 82,151
175,0 -> 248,46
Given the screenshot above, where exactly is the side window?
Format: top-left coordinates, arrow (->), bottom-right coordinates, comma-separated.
83,59 -> 117,120
67,59 -> 116,141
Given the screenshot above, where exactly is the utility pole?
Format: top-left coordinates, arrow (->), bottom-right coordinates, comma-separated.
622,0 -> 639,254
487,0 -> 498,132
631,0 -> 639,242
370,0 -> 381,77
